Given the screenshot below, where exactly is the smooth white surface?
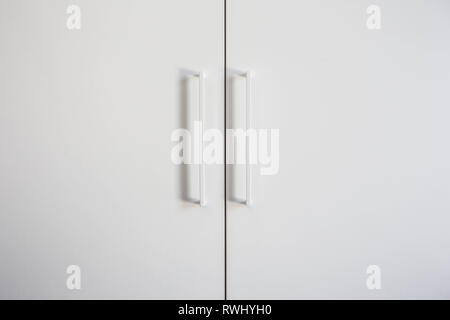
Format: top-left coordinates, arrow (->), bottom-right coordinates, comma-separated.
227,0 -> 450,299
0,0 -> 224,299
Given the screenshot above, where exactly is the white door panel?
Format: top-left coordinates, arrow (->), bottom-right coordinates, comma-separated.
0,0 -> 224,299
227,0 -> 450,299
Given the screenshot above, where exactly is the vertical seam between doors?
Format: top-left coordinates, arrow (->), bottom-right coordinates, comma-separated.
224,0 -> 228,301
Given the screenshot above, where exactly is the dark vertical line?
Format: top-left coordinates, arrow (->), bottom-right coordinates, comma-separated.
223,0 -> 228,301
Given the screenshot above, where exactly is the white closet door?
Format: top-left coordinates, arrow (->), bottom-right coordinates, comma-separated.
227,0 -> 450,299
0,0 -> 224,299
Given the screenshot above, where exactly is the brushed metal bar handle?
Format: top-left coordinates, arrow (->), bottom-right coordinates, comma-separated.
244,71 -> 254,207
197,72 -> 206,207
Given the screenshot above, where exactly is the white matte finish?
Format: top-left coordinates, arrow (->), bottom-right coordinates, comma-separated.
227,0 -> 450,299
0,0 -> 224,299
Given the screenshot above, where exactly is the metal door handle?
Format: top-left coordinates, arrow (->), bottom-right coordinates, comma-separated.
196,72 -> 206,207
243,71 -> 254,206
